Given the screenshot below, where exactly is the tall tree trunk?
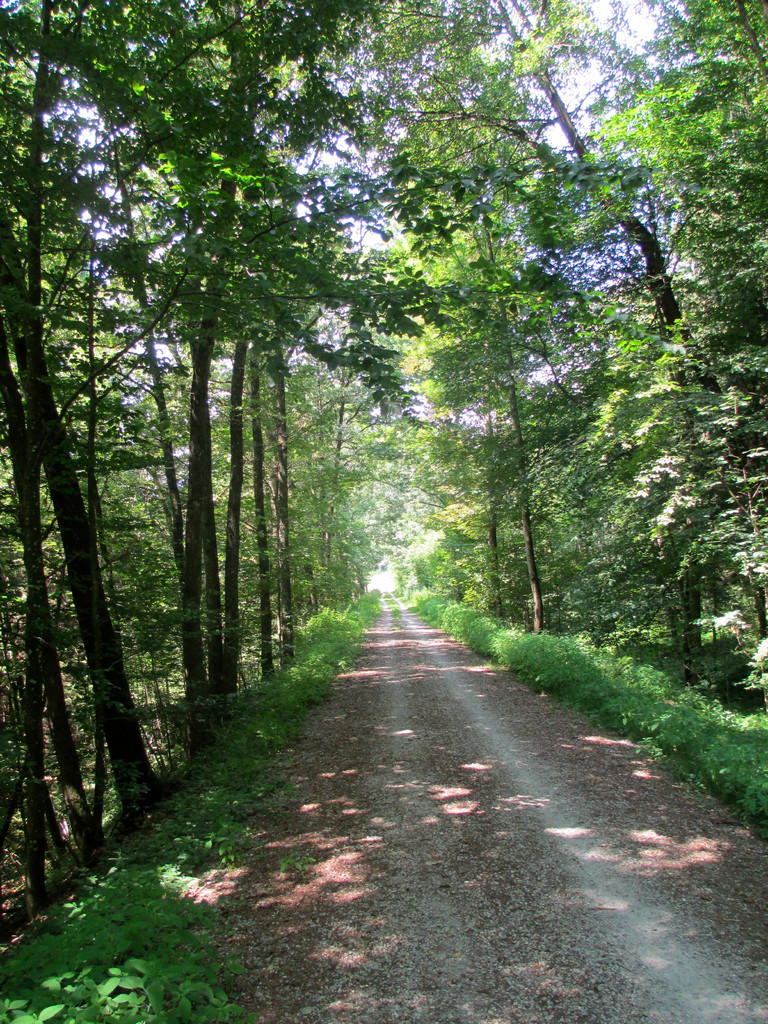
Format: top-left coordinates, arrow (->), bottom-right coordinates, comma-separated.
193,303 -> 224,697
16,0 -> 52,915
204,479 -> 224,694
273,348 -> 294,660
508,376 -> 544,632
250,350 -> 274,678
21,517 -> 48,919
484,229 -> 544,632
16,380 -> 49,914
151,338 -> 186,584
39,416 -> 161,816
183,317 -> 215,754
2,317 -> 102,875
485,410 -> 503,619
323,389 -> 348,568
270,462 -> 283,651
755,586 -> 767,639
5,1 -> 159,823
221,340 -> 248,695
42,645 -> 103,863
488,508 -> 502,619
84,246 -> 107,848
680,565 -> 703,684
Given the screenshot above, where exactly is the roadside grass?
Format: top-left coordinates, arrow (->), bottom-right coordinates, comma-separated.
411,592 -> 768,835
0,594 -> 381,1024
384,594 -> 402,628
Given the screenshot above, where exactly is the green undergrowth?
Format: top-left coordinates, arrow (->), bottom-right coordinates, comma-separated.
411,592 -> 768,834
0,593 -> 381,1024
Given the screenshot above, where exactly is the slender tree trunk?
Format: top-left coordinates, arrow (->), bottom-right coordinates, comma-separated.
323,390 -> 347,568
20,481 -> 49,918
17,0 -> 52,915
1,319 -> 101,869
488,508 -> 502,619
192,305 -> 224,698
40,421 -> 160,815
151,340 -> 186,584
183,319 -> 215,754
250,350 -> 274,678
269,462 -> 282,650
41,645 -> 103,862
273,349 -> 294,660
84,247 -> 107,849
508,376 -> 544,632
484,227 -> 544,633
4,0 -> 158,833
755,586 -> 767,639
680,565 -> 703,684
221,340 -> 248,694
204,478 -> 224,694
485,411 -> 503,619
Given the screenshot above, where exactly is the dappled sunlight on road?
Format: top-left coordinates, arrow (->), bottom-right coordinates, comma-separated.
255,840 -> 375,912
624,830 -> 722,871
187,867 -> 248,906
546,827 -> 592,839
497,794 -> 551,810
580,735 -> 636,747
429,785 -> 473,800
543,823 -> 725,873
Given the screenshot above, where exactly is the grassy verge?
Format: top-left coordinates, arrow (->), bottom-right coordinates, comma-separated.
411,592 -> 768,834
383,594 -> 402,628
0,593 -> 381,1024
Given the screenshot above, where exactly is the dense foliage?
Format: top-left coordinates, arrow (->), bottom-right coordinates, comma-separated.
1,0 -> 767,925
374,0 -> 768,702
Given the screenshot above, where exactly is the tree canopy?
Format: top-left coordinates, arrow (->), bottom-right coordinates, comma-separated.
2,0 -> 768,919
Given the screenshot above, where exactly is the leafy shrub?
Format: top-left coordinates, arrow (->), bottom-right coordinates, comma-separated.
412,593 -> 768,834
0,862 -> 248,1024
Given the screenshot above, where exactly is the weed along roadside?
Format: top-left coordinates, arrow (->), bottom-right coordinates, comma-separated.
384,593 -> 403,628
411,592 -> 768,835
0,595 -> 381,1024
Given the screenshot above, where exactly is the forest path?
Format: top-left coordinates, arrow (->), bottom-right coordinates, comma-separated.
209,604 -> 768,1023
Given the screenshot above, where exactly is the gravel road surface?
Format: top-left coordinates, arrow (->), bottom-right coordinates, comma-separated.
207,603 -> 768,1023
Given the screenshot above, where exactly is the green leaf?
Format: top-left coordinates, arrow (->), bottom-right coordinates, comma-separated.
147,980 -> 166,1013
97,977 -> 122,996
39,1006 -> 66,1022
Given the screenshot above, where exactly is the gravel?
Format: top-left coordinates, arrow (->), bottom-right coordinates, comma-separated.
206,603 -> 768,1023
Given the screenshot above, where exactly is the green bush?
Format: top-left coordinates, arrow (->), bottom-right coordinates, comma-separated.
0,865 -> 248,1024
412,592 -> 768,834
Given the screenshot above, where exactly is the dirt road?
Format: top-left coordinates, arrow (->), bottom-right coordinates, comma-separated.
213,604 -> 768,1023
